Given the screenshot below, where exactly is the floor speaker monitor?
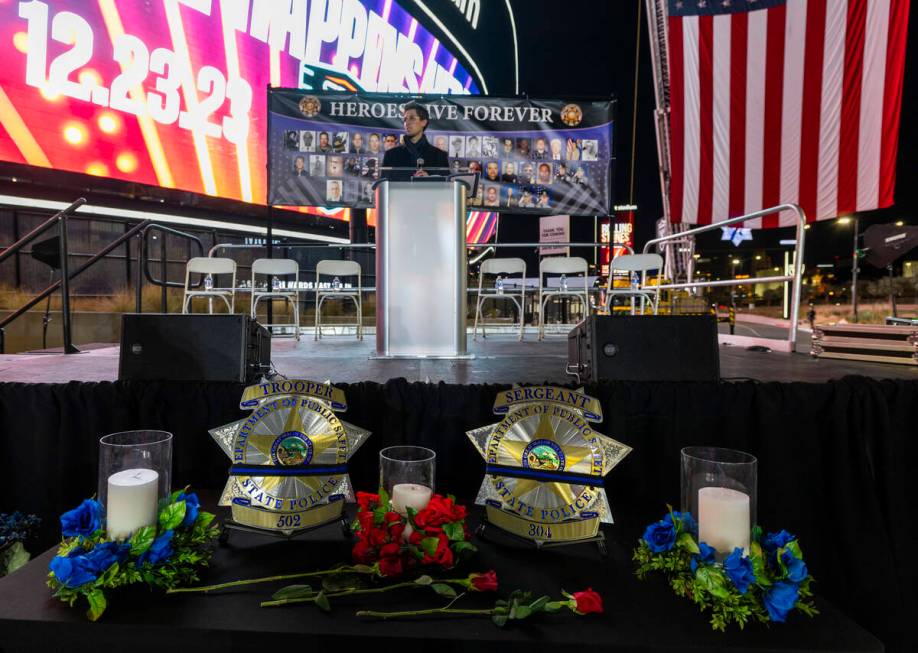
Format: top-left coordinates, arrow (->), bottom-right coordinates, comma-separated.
119,314 -> 271,383
568,315 -> 720,382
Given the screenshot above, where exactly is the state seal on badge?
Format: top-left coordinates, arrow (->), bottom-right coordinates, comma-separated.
210,380 -> 370,536
467,386 -> 631,546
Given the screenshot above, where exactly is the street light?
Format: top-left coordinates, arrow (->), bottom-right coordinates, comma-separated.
895,220 -> 905,227
837,215 -> 860,322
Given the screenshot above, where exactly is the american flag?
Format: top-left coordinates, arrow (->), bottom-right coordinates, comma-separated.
667,0 -> 910,227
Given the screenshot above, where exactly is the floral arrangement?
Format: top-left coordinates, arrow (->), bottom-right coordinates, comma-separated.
350,488 -> 476,577
48,490 -> 220,621
0,511 -> 41,577
633,508 -> 817,631
170,488 -> 604,628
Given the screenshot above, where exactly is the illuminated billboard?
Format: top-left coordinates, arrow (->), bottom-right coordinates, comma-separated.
0,0 -> 481,207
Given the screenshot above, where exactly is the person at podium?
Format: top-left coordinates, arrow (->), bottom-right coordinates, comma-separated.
381,102 -> 449,181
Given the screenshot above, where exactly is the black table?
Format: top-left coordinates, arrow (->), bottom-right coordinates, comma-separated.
0,510 -> 882,653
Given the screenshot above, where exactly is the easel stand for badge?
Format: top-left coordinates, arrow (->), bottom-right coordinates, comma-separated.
475,515 -> 608,557
219,512 -> 351,544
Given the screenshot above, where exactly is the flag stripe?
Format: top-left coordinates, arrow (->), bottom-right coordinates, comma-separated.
856,0 -> 889,212
761,3 -> 787,228
837,0 -> 867,214
728,10 -> 747,221
697,15 -> 715,225
798,0 -> 827,223
743,9 -> 768,229
712,14 -> 732,225
816,0 -> 847,222
668,16 -> 685,228
778,0 -> 808,227
879,0 -> 909,207
682,17 -> 701,225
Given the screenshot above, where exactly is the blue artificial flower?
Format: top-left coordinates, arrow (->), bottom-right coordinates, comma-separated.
84,541 -> 130,574
60,499 -> 103,538
669,511 -> 697,535
49,553 -> 98,588
138,530 -> 174,566
781,549 -> 808,584
643,518 -> 677,553
763,530 -> 796,556
690,541 -> 717,573
177,492 -> 200,529
763,581 -> 800,622
723,547 -> 756,594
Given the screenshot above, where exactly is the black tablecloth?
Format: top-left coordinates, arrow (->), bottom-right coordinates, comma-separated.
0,510 -> 883,653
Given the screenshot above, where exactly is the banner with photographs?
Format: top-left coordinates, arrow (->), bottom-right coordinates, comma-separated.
268,90 -> 614,216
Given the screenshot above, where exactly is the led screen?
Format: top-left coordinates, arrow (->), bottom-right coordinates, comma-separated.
0,0 -> 480,207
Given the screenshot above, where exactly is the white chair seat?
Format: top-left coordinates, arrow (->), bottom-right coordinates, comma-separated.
315,260 -> 362,340
474,258 -> 526,341
182,257 -> 236,314
538,256 -> 589,340
606,253 -> 663,315
251,258 -> 300,339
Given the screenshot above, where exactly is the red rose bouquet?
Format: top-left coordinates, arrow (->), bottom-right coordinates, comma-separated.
351,489 -> 476,578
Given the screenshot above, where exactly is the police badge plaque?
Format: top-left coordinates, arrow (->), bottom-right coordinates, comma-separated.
210,380 -> 370,536
467,386 -> 631,549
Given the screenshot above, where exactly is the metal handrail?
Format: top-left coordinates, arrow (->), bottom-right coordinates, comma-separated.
0,197 -> 86,265
0,215 -> 149,354
642,203 -> 807,351
0,198 -> 86,354
135,224 -> 205,313
208,242 -> 628,255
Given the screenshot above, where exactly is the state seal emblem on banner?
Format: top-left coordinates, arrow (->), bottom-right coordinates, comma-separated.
210,380 -> 370,536
467,386 -> 631,547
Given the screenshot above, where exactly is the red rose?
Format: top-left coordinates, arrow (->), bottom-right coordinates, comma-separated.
378,554 -> 404,577
388,521 -> 406,542
379,542 -> 400,558
367,526 -> 388,547
469,570 -> 498,592
571,588 -> 603,615
356,492 -> 379,511
408,530 -> 424,546
356,510 -> 374,533
352,538 -> 375,564
422,533 -> 454,568
383,511 -> 402,525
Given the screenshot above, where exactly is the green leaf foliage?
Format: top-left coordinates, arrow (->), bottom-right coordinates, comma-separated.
676,532 -> 700,554
129,526 -> 156,557
443,521 -> 465,542
85,589 -> 107,622
158,501 -> 186,531
314,591 -> 331,612
430,583 -> 457,598
419,537 -> 440,556
272,584 -> 315,600
0,541 -> 31,576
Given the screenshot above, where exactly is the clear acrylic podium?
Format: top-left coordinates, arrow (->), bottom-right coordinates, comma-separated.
374,179 -> 470,358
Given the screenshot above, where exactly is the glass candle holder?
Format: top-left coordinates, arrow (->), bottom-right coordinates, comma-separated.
98,430 -> 173,540
379,446 -> 436,515
681,446 -> 757,557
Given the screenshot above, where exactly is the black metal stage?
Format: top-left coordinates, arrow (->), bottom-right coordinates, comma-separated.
1,328 -> 916,384
0,330 -> 915,651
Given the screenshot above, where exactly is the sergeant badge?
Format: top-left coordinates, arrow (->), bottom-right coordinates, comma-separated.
210,380 -> 370,536
467,386 -> 631,545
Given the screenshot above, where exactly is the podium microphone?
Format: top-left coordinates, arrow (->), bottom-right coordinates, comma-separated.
416,158 -> 424,170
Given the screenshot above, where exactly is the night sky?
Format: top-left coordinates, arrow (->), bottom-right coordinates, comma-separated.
505,0 -> 917,276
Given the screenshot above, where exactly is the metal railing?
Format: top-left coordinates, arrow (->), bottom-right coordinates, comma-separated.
0,198 -> 156,354
135,224 -> 205,313
643,203 -> 807,351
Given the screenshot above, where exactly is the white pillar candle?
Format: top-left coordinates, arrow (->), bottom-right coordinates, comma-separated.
107,468 -> 159,540
698,486 -> 750,555
391,483 -> 432,516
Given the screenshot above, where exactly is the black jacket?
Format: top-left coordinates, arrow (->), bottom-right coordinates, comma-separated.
381,135 -> 450,181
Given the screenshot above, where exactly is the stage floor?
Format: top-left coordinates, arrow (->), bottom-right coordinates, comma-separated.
1,325 -> 916,384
